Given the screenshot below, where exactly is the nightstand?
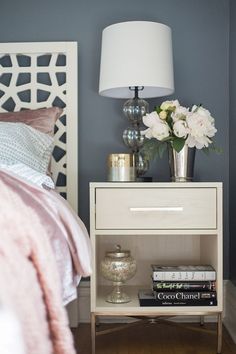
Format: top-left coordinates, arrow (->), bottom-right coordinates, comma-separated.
90,182 -> 223,354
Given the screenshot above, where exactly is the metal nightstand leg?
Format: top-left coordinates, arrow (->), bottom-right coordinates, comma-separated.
217,313 -> 222,354
91,313 -> 96,354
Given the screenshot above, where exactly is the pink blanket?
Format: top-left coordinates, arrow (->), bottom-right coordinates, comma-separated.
0,170 -> 92,354
0,170 -> 92,304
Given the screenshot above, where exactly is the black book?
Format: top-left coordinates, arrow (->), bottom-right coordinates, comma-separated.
154,290 -> 216,301
152,280 -> 216,292
138,290 -> 217,307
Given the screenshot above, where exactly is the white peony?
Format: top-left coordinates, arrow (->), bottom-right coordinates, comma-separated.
151,122 -> 170,141
192,105 -> 211,117
160,99 -> 180,111
173,120 -> 189,138
191,105 -> 216,130
186,109 -> 217,149
142,111 -> 160,128
141,100 -> 218,154
171,105 -> 190,122
142,111 -> 170,141
185,135 -> 212,149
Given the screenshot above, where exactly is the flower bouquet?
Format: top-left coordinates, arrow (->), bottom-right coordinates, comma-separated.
141,99 -> 218,160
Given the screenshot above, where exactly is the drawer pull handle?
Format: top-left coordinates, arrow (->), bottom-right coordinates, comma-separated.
129,207 -> 183,212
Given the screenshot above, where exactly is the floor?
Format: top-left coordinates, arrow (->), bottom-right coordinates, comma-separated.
72,322 -> 236,354
231,280 -> 236,287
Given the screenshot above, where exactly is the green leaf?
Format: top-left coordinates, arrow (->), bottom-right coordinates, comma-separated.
141,139 -> 168,161
158,142 -> 167,158
155,106 -> 161,114
202,142 -> 223,155
202,147 -> 210,155
208,144 -> 223,154
214,147 -> 223,154
141,139 -> 158,161
162,136 -> 173,142
166,112 -> 173,126
172,138 -> 185,153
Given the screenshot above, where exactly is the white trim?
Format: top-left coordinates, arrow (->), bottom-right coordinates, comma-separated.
77,281 -> 91,323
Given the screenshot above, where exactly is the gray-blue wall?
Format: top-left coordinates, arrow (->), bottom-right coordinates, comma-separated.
230,0 -> 236,281
0,0 -> 230,277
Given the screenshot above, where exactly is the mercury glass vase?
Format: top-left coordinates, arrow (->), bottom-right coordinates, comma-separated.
100,245 -> 137,303
168,144 -> 196,182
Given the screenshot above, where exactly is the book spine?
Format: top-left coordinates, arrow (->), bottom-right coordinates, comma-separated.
139,298 -> 217,307
152,281 -> 216,291
152,271 -> 216,281
154,291 -> 216,301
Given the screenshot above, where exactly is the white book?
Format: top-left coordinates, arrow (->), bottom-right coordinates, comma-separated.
151,265 -> 216,281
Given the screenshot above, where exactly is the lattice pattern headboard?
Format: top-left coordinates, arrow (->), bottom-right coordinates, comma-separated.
0,42 -> 78,213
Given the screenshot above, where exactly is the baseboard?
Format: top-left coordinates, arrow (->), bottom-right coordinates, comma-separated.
66,298 -> 78,327
77,280 -> 91,323
77,280 -> 228,324
223,280 -> 236,343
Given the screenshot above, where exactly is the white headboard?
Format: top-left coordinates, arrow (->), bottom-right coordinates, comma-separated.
0,42 -> 78,213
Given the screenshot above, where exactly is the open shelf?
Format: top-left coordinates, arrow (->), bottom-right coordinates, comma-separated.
95,285 -> 220,315
94,233 -> 222,306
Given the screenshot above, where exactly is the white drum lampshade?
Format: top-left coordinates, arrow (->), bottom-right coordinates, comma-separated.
99,21 -> 174,99
99,21 -> 175,179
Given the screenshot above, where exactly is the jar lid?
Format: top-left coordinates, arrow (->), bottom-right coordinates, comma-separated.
105,245 -> 130,258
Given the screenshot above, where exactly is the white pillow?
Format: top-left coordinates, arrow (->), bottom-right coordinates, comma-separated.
0,163 -> 55,189
0,122 -> 54,174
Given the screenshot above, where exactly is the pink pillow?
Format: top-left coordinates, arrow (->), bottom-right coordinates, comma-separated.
0,107 -> 63,135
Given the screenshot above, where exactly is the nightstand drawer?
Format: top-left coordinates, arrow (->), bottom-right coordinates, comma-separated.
95,187 -> 217,230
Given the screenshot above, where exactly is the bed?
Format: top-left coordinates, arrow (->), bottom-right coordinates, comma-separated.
0,42 -> 91,354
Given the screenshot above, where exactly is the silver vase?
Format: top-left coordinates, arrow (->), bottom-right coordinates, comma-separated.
168,144 -> 196,182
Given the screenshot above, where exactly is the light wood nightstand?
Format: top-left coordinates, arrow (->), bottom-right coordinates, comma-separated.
90,182 -> 223,354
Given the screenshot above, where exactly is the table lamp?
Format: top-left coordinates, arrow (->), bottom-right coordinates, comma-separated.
99,21 -> 174,177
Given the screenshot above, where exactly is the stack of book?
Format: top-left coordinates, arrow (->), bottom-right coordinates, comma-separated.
139,265 -> 217,307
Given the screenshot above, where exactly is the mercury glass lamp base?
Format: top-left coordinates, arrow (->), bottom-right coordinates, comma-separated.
106,283 -> 131,304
